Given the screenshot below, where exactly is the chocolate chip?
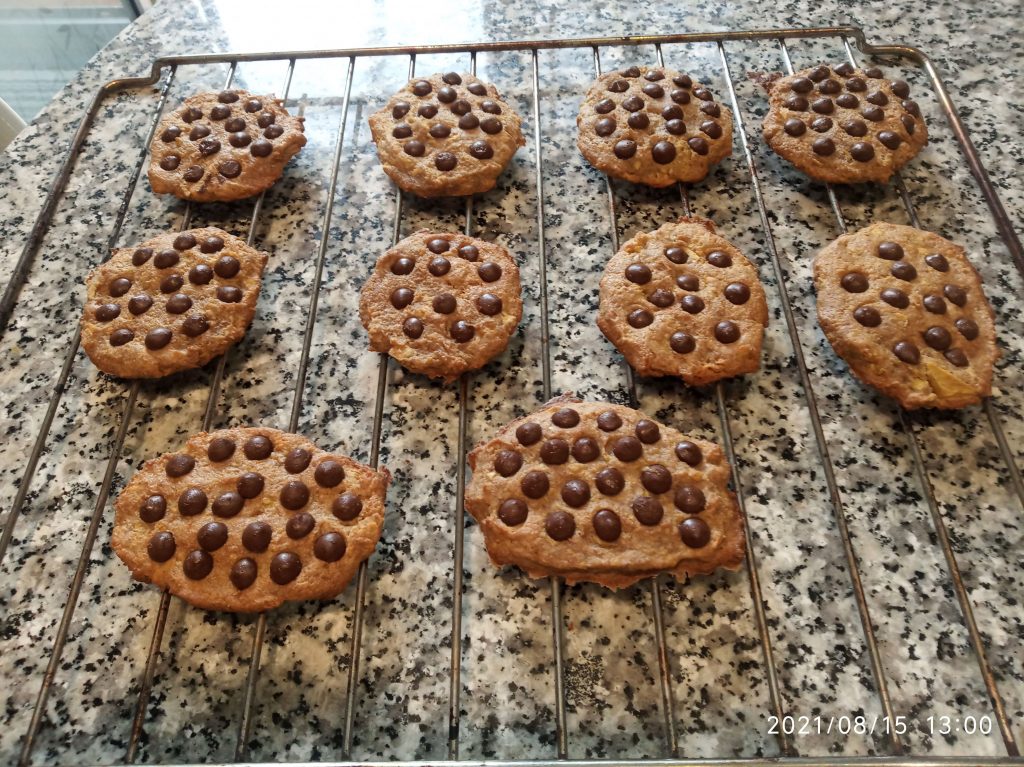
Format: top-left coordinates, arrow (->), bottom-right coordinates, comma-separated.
715,320 -> 740,344
458,244 -> 479,261
140,495 -> 166,523
665,247 -> 687,264
264,125 -> 284,140
571,437 -> 600,462
310,460 -> 343,489
597,411 -> 622,431
257,112 -> 276,128
181,106 -> 202,122
412,80 -> 432,96
210,104 -> 230,121
647,289 -> 674,308
645,70 -> 665,81
725,283 -> 750,304
853,306 -> 881,327
132,247 -> 153,266
160,275 -> 184,294
841,272 -> 869,292
613,435 -> 643,462
846,76 -> 866,92
614,140 -> 637,159
861,105 -> 884,122
790,77 -> 813,93
785,95 -> 808,111
836,93 -> 859,109
812,98 -> 835,114
881,288 -> 910,308
435,152 -> 458,171
642,83 -> 664,98
621,66 -> 642,78
270,552 -> 302,585
955,318 -> 979,340
595,98 -> 615,114
679,517 -> 711,547
877,241 -> 903,260
893,341 -> 920,363
217,286 -> 242,302
670,89 -> 691,105
145,327 -> 172,349
652,141 -> 676,164
390,288 -> 414,310
673,74 -> 693,88
242,521 -> 272,552
198,138 -> 222,156
404,140 -> 425,157
632,496 -> 663,526
901,114 -> 916,134
592,510 -> 621,542
188,124 -> 211,141
627,308 -> 653,328
161,126 -> 181,142
244,99 -> 263,113
945,348 -> 969,367
878,131 -> 901,149
333,492 -> 363,521
165,454 -> 195,478
392,124 -> 412,139
459,113 -> 480,130
166,293 -> 192,315
231,476 -> 260,502
154,249 -> 179,268
481,100 -> 502,115
625,263 -> 651,284
923,294 -> 946,314
207,437 -> 235,462
834,62 -> 855,77
944,284 -> 967,306
866,90 -> 889,107
469,140 -> 494,159
498,499 -> 528,526
178,487 -> 208,516
478,262 -> 501,282
94,303 -> 120,322
608,79 -> 629,93
476,293 -> 502,315
110,329 -> 134,346
437,86 -> 457,104
419,104 -> 439,118
809,117 -> 833,133
286,513 -> 315,539
675,441 -> 702,465
622,95 -> 644,112
665,119 -> 685,135
521,470 -> 549,499
561,479 -> 590,507
392,256 -> 416,275
516,422 -> 542,446
812,137 -> 836,156
540,438 -> 569,465
783,118 -> 806,137
147,532 -> 176,563
160,155 -> 180,171
700,120 -> 723,139
184,166 -> 204,182
198,521 -> 228,552
595,467 -> 624,495
425,257 -> 451,279
687,136 -> 709,155
706,250 -> 731,268
670,331 -> 695,353
451,99 -> 472,116
250,140 -> 273,157
694,87 -> 714,101
819,79 -> 842,95
443,72 -> 463,85
212,491 -> 244,518
403,317 -> 424,339
314,532 -> 346,562
494,450 -> 523,477
450,321 -> 475,342
923,326 -> 952,351
280,448 -> 311,475
545,511 -> 575,541
627,112 -> 649,130
200,236 -> 224,254
640,464 -> 672,495
230,558 -> 257,590
552,408 -> 580,428
700,102 -> 721,118
244,435 -> 273,460
841,118 -> 868,137
891,261 -> 916,281
680,294 -> 704,314
189,264 -> 213,285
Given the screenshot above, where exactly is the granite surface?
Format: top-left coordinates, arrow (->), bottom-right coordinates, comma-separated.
0,0 -> 1021,764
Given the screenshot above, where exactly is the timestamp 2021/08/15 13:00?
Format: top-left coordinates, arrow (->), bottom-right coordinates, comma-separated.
766,714 -> 996,737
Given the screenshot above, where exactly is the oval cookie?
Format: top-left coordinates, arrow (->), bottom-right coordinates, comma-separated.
597,217 -> 768,386
80,227 -> 267,379
814,223 -> 997,409
149,89 -> 306,202
762,62 -> 927,184
465,396 -> 746,589
112,427 -> 390,612
577,65 -> 732,186
368,72 -> 525,198
358,230 -> 523,381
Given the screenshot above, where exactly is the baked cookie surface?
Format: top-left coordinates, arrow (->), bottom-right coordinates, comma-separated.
762,62 -> 927,184
149,89 -> 306,202
113,427 -> 390,612
597,217 -> 768,386
359,230 -> 523,381
814,223 -> 997,409
465,396 -> 746,589
81,227 -> 267,379
368,72 -> 525,198
577,65 -> 732,186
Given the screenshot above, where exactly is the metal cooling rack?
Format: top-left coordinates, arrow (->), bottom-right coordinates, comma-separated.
0,25 -> 1021,767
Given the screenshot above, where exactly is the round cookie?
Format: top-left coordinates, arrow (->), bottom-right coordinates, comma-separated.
762,62 -> 928,184
465,396 -> 746,589
112,427 -> 390,612
358,230 -> 523,381
149,89 -> 306,202
368,72 -> 525,198
577,65 -> 732,186
80,227 -> 268,379
597,217 -> 768,386
814,223 -> 997,409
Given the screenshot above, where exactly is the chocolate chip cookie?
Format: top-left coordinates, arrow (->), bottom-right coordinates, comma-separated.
149,89 -> 306,202
465,396 -> 745,588
113,427 -> 390,612
359,230 -> 523,381
368,72 -> 525,198
577,65 -> 732,186
762,62 -> 928,184
597,217 -> 768,386
80,227 -> 268,379
814,223 -> 997,409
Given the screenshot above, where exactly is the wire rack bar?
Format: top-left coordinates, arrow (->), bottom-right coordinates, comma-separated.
718,40 -> 904,754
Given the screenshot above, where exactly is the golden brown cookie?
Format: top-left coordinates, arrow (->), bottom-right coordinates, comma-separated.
814,223 -> 997,409
113,427 -> 390,612
465,396 -> 745,588
80,227 -> 267,379
577,65 -> 732,186
149,89 -> 306,202
597,217 -> 768,386
761,62 -> 927,184
368,72 -> 525,198
358,230 -> 523,382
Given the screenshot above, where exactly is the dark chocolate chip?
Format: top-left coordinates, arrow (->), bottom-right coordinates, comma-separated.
437,86 -> 457,104
494,450 -> 523,477
132,247 -> 153,266
244,99 -> 263,113
540,438 -> 569,465
147,532 -> 176,563
811,97 -> 835,114
944,284 -> 967,306
561,479 -> 590,508
545,511 -> 575,541
521,470 -> 549,499
212,491 -> 244,518
925,253 -> 949,272
836,93 -> 859,108
333,492 -> 363,521
790,77 -> 813,93
645,70 -> 665,81
200,236 -> 224,253
160,275 -> 184,294
670,331 -> 695,353
881,287 -> 910,308
652,141 -> 676,164
478,262 -> 501,282
286,513 -> 315,539
891,261 -> 917,281
924,326 -> 952,350
178,487 -> 208,516
592,510 -> 622,542
714,320 -> 740,344
216,286 -> 242,302
314,460 -> 345,488
140,495 -> 166,523
878,131 -> 901,149
392,123 -> 413,139
498,499 -> 528,526
166,293 -> 192,314
945,348 -> 969,367
597,411 -> 622,431
159,155 -> 180,171
403,140 -> 425,157
242,521 -> 272,552
469,139 -> 494,159
687,136 -> 709,155
459,113 -> 480,130
675,441 -> 702,465
450,320 -> 475,342
622,95 -> 644,112
608,79 -> 629,93
392,256 -> 416,274
283,448 -> 311,474
458,244 -> 479,261
595,467 -> 625,495
675,484 -> 706,513
189,264 -> 213,285
706,250 -> 731,268
154,249 -> 180,268
641,464 -> 672,494
955,318 -> 979,340
419,103 -> 439,118
403,317 -> 424,339
724,282 -> 750,304
854,306 -> 881,327
627,112 -> 649,130
210,104 -> 231,121
110,329 -> 134,346
614,139 -> 637,159
476,293 -> 502,315
628,308 -> 653,328
877,241 -> 904,260
846,76 -> 866,91
198,138 -> 221,156
257,112 -> 276,128
231,558 -> 257,589
412,80 -> 432,96
893,341 -> 920,363
812,137 -> 836,156
314,532 -> 346,562
866,90 -> 889,106
244,434 -> 273,460
841,272 -> 869,292
699,102 -> 721,118
207,437 -> 235,462
680,294 -> 704,314
625,263 -> 651,284
166,454 -> 195,477
819,79 -> 841,94
923,294 -> 947,314
612,435 -> 643,462
679,517 -> 710,547
861,105 -> 884,122
901,114 -> 916,134
270,552 -> 302,585
435,152 -> 457,171
677,274 -> 699,292
642,83 -> 664,98
198,521 -> 228,552
647,289 -> 674,308
94,303 -> 120,322
552,408 -> 580,428
631,496 -> 663,526
784,95 -> 808,111
670,89 -> 691,105
835,62 -> 855,76
481,100 -> 502,115
250,140 -> 273,157
516,422 -> 542,446
595,98 -> 615,114
665,247 -> 687,264
665,119 -> 685,135
145,327 -> 172,349
183,166 -> 204,182
390,287 -> 414,309
450,99 -> 472,116
841,118 -> 868,137
673,74 -> 693,88
784,118 -> 807,137
443,72 -> 463,85
571,437 -> 600,463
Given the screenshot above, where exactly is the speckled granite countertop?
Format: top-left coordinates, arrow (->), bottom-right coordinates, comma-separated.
0,0 -> 1021,764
